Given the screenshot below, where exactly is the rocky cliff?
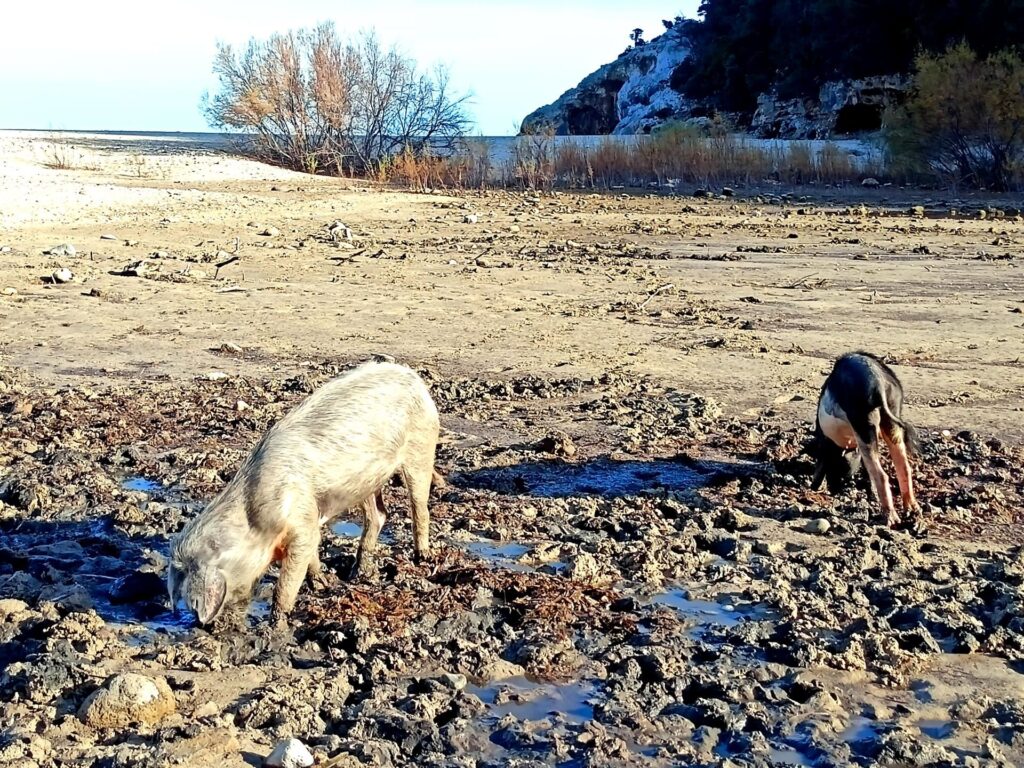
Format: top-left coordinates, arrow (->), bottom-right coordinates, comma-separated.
751,75 -> 908,139
520,27 -> 909,138
520,24 -> 694,136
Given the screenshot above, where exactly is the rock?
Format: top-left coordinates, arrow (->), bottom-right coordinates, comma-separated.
50,268 -> 74,284
100,234 -> 118,241
861,177 -> 881,189
45,243 -> 76,257
260,226 -> 281,237
109,571 -> 165,604
520,22 -> 694,135
0,598 -> 31,620
721,187 -> 735,197
264,738 -> 314,768
439,673 -> 468,691
568,552 -> 601,583
804,518 -> 832,535
78,673 -> 176,728
463,214 -> 478,224
752,75 -> 907,139
536,431 -> 577,457
3,287 -> 19,296
218,342 -> 243,354
327,221 -> 353,240
117,259 -> 153,277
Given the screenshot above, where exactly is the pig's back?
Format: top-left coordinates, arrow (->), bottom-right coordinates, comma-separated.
246,363 -> 436,501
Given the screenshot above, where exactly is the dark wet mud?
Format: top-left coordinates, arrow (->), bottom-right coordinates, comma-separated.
1,362 -> 1022,766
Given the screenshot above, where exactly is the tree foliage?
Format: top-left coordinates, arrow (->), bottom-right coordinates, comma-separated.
886,44 -> 1024,189
680,0 -> 1024,112
204,24 -> 470,175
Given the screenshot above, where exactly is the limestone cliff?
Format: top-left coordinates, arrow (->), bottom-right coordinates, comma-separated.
519,24 -> 694,136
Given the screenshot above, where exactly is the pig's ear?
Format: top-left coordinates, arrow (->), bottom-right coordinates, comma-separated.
810,460 -> 827,490
196,567 -> 227,625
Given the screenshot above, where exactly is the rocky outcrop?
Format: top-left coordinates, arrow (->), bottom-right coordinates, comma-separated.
520,24 -> 694,136
751,75 -> 908,138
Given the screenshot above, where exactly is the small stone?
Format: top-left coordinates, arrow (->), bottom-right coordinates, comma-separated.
568,552 -> 601,583
50,268 -> 74,284
721,187 -> 735,197
236,399 -> 249,412
205,371 -> 229,382
536,431 -> 577,457
260,226 -> 281,237
218,342 -> 243,354
45,243 -> 76,257
439,673 -> 468,691
78,673 -> 176,728
475,256 -> 493,268
910,206 -> 925,217
100,234 -> 118,241
264,738 -> 314,768
2,287 -> 17,296
861,178 -> 880,188
804,518 -> 831,535
193,701 -> 220,719
463,214 -> 478,224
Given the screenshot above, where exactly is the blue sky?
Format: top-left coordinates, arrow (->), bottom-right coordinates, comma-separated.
0,1 -> 699,135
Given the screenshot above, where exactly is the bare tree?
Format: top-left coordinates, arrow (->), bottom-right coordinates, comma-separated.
203,24 -> 471,176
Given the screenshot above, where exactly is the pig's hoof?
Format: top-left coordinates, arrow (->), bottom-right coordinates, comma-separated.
348,561 -> 377,582
413,548 -> 433,566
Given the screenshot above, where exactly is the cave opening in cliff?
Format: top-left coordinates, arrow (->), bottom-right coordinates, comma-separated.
834,103 -> 883,134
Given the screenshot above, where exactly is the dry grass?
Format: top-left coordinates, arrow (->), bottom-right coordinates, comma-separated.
41,138 -> 99,172
378,124 -> 886,192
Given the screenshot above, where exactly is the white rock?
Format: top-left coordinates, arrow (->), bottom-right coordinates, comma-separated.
45,243 -> 76,257
804,518 -> 832,535
51,268 -> 74,284
260,226 -> 281,237
463,214 -> 479,224
861,177 -> 880,188
78,673 -> 176,728
263,738 -> 314,768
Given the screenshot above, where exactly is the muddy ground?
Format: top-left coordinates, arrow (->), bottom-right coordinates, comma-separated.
1,135 -> 1023,767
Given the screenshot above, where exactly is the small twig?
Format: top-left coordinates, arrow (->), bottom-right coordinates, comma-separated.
214,255 -> 240,279
637,283 -> 674,311
785,273 -> 818,289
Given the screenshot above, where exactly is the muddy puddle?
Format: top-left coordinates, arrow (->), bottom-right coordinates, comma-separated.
459,457 -> 710,497
122,476 -> 163,494
647,588 -> 775,632
467,676 -> 597,724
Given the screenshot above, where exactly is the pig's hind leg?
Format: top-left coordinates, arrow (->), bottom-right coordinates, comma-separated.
351,491 -> 387,580
853,411 -> 898,526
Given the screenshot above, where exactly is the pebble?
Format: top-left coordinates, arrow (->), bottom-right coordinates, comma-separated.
263,738 -> 314,768
45,243 -> 76,257
804,518 -> 832,535
100,234 -> 118,241
260,226 -> 281,237
50,268 -> 74,284
861,178 -> 880,188
463,214 -> 479,224
78,673 -> 176,728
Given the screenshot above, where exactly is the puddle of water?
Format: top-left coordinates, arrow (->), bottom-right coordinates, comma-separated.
769,747 -> 815,766
466,458 -> 706,498
123,476 -> 162,493
332,520 -> 363,538
648,589 -> 773,634
466,541 -> 536,572
841,716 -> 885,750
468,676 -> 596,724
917,719 -> 955,739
